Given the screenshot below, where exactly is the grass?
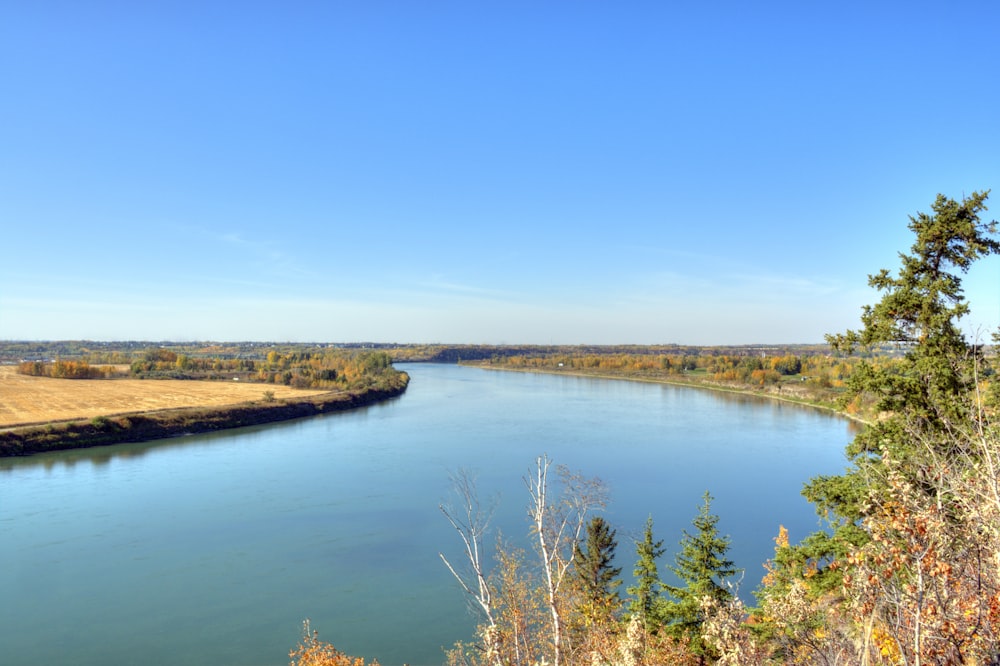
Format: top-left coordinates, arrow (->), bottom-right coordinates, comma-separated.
0,365 -> 329,429
0,369 -> 410,457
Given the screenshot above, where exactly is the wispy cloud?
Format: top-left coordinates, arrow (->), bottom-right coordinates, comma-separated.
415,274 -> 515,299
722,272 -> 843,298
177,226 -> 323,284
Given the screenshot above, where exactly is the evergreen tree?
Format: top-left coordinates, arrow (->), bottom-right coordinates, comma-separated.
663,492 -> 739,660
827,190 -> 999,449
627,515 -> 666,632
776,191 -> 1000,663
802,190 -> 1000,584
572,515 -> 622,622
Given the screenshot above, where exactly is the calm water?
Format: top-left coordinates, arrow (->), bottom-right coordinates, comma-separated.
0,364 -> 851,665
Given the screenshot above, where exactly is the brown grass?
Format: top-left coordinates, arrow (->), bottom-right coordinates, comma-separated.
0,365 -> 329,428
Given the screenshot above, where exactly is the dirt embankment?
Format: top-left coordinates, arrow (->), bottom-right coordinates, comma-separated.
0,367 -> 409,457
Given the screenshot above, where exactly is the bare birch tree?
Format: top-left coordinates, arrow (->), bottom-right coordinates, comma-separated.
525,453 -> 607,666
439,468 -> 502,664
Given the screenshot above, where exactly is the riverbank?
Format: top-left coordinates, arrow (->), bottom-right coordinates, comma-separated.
465,362 -> 867,423
0,373 -> 409,457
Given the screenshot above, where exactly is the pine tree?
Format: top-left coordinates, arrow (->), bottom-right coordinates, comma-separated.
827,190 -> 999,453
572,515 -> 622,623
627,515 -> 666,632
802,190 -> 1000,583
663,492 -> 739,660
794,191 -> 1000,663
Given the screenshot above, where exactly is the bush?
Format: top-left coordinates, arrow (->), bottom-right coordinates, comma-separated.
749,369 -> 781,385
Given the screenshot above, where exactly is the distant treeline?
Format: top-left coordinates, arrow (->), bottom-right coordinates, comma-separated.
15,348 -> 400,392
386,343 -> 854,364
17,360 -> 119,379
128,348 -> 395,390
488,351 -> 861,388
2,339 -> 908,366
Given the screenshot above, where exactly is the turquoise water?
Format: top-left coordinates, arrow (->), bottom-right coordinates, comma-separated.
0,364 -> 851,665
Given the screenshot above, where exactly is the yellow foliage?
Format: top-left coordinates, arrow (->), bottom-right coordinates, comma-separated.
871,623 -> 902,663
289,621 -> 378,666
775,525 -> 789,549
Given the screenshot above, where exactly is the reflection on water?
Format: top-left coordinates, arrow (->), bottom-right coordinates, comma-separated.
0,401 -> 397,473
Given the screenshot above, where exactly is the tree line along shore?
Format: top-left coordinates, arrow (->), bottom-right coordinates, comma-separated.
2,339 -> 899,420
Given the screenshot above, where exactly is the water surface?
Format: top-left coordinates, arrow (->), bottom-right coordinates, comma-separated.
0,363 -> 851,665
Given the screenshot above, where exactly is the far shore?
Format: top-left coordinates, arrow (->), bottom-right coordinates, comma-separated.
465,362 -> 868,424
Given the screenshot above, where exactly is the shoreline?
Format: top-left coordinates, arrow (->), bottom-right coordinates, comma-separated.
466,363 -> 867,424
0,374 -> 409,457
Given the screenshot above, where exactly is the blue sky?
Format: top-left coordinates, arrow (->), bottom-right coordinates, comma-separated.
2,2 -> 998,344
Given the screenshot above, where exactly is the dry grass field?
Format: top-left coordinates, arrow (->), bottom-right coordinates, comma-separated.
0,365 -> 329,428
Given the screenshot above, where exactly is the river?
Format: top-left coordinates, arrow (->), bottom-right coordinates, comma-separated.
0,363 -> 851,665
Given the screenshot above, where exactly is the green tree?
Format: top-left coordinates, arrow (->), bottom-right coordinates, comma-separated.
791,191 -> 1000,663
627,515 -> 666,632
828,190 -> 998,440
663,492 -> 739,661
803,190 -> 999,578
771,355 -> 802,376
572,515 -> 622,623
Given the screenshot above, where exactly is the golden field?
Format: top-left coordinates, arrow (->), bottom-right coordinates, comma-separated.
0,365 -> 329,428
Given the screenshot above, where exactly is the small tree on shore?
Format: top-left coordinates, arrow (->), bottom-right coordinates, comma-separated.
573,515 -> 623,625
628,515 -> 666,633
663,492 -> 740,661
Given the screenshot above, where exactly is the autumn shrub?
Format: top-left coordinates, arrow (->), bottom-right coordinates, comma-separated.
289,621 -> 378,666
748,369 -> 781,385
18,360 -> 113,379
